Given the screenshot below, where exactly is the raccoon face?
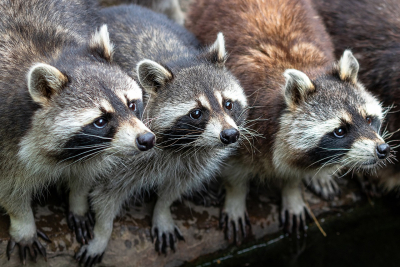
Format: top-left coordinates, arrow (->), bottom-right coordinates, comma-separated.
136,33 -> 248,151
19,25 -> 155,167
274,50 -> 391,174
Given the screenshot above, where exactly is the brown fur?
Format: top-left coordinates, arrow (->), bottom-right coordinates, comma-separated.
186,0 -> 390,239
186,0 -> 334,167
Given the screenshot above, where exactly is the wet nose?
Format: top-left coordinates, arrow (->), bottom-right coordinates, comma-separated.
376,143 -> 390,159
136,132 -> 155,151
220,128 -> 240,144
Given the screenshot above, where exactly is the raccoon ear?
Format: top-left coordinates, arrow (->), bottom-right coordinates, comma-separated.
136,59 -> 173,95
283,69 -> 315,108
89,24 -> 114,62
338,50 -> 359,84
28,63 -> 68,104
201,32 -> 227,66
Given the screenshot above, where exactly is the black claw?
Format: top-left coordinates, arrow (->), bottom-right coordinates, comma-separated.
226,219 -> 232,241
153,227 -> 184,254
283,210 -> 290,234
37,229 -> 51,243
67,212 -> 75,231
78,250 -> 87,265
170,233 -> 176,252
34,239 -> 46,259
77,226 -> 84,244
174,227 -> 185,241
233,220 -> 241,245
88,213 -> 95,226
85,256 -> 95,267
157,234 -> 162,254
245,212 -> 251,226
28,245 -> 36,262
92,255 -> 99,265
239,218 -> 246,239
18,245 -> 26,265
86,220 -> 94,239
219,212 -> 227,229
7,240 -> 16,260
69,212 -> 94,245
81,221 -> 87,242
151,227 -> 157,243
98,253 -> 104,263
161,234 -> 167,255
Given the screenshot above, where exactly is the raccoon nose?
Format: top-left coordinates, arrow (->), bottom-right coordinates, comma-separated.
220,128 -> 240,144
136,133 -> 155,151
376,143 -> 390,159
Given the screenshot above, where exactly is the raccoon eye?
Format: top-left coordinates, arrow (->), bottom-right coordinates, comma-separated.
93,118 -> 107,128
366,117 -> 372,125
334,127 -> 346,138
190,109 -> 202,120
225,100 -> 233,111
128,101 -> 137,112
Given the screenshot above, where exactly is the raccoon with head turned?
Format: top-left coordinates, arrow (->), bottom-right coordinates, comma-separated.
73,5 -> 248,265
186,0 -> 391,242
313,0 -> 400,195
0,0 -> 154,263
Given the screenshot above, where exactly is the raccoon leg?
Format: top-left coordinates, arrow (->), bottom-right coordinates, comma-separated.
3,196 -> 50,264
67,179 -> 94,245
151,191 -> 184,254
280,180 -> 309,235
303,172 -> 341,200
76,186 -> 126,266
220,178 -> 250,245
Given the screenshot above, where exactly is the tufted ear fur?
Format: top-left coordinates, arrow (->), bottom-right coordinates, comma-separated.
283,69 -> 315,108
89,24 -> 114,62
28,63 -> 68,105
201,32 -> 227,66
136,59 -> 173,95
338,50 -> 359,84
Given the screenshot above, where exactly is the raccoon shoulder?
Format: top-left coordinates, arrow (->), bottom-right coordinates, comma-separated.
100,4 -> 200,70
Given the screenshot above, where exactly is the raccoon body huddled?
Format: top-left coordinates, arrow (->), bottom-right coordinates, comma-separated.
99,0 -> 184,25
313,0 -> 400,194
0,0 -> 154,263
186,0 -> 390,240
74,4 -> 248,263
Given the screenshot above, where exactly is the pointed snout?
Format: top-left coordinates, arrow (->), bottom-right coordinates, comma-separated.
376,143 -> 390,159
136,132 -> 156,151
220,128 -> 240,145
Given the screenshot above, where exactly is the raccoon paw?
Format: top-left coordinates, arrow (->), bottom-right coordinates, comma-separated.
151,224 -> 185,254
303,175 -> 341,200
280,200 -> 309,235
67,211 -> 95,245
219,210 -> 251,245
7,229 -> 51,264
75,238 -> 106,267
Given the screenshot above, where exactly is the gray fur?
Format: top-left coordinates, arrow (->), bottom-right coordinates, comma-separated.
77,4 -> 248,260
99,0 -> 185,25
0,0 -> 151,262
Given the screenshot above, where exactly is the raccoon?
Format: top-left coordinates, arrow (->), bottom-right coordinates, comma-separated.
186,0 -> 391,242
73,5 -> 248,264
313,0 -> 400,194
99,0 -> 185,25
0,0 -> 154,263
